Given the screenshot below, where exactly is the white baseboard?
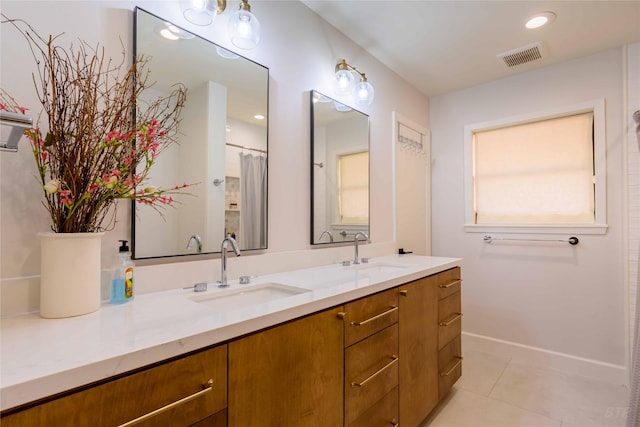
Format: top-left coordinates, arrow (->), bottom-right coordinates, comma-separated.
462,331 -> 629,386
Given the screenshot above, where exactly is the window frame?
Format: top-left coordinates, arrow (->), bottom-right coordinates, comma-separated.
463,99 -> 607,235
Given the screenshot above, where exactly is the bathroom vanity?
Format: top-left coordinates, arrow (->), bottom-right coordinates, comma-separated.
0,255 -> 462,427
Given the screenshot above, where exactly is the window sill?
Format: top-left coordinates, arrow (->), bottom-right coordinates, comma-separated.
463,224 -> 608,235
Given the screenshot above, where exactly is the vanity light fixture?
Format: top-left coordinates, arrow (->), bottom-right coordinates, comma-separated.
158,22 -> 195,40
182,0 -> 260,50
312,92 -> 332,104
525,11 -> 556,29
227,0 -> 261,50
334,59 -> 375,106
216,46 -> 240,59
182,0 -> 227,26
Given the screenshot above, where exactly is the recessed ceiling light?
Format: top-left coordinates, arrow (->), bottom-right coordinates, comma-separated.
254,114 -> 265,120
525,11 -> 556,29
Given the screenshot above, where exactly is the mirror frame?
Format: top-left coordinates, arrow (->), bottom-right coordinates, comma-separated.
132,7 -> 269,259
310,90 -> 370,246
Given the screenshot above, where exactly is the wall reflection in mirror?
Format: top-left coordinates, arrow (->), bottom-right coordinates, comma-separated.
133,8 -> 268,259
310,90 -> 369,245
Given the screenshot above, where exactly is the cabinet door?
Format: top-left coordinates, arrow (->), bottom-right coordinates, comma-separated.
1,345 -> 227,427
398,276 -> 439,427
228,307 -> 344,427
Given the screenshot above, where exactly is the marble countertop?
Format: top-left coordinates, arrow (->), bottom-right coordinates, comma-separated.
0,254 -> 461,411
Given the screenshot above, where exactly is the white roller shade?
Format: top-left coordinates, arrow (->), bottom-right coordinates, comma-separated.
474,112 -> 594,224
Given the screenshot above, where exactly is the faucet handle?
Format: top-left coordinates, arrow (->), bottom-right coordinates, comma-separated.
183,282 -> 207,292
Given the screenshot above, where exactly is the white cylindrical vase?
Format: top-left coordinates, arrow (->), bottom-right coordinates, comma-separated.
39,232 -> 104,318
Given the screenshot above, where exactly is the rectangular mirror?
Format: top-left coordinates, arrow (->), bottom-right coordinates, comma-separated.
310,90 -> 370,245
133,8 -> 269,259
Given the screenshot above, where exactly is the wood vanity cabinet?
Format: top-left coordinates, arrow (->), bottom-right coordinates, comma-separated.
1,265 -> 463,427
0,344 -> 228,427
398,266 -> 462,427
398,275 -> 439,427
343,288 -> 399,427
227,307 -> 344,427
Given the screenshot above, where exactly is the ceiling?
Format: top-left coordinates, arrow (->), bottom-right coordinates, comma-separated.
301,1 -> 640,97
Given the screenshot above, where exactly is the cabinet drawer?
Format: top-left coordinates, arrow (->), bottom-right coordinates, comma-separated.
436,267 -> 461,300
348,386 -> 399,427
344,288 -> 399,347
438,336 -> 462,398
191,409 -> 227,427
346,324 -> 399,426
438,291 -> 461,350
1,345 -> 227,427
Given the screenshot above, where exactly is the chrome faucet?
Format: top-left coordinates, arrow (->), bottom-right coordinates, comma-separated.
186,234 -> 202,253
219,236 -> 240,288
353,231 -> 370,264
319,230 -> 334,243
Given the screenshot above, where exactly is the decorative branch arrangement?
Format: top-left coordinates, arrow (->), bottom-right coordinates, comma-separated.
1,15 -> 192,233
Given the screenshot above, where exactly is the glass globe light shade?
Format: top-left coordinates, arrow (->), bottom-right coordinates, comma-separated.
354,80 -> 375,106
228,10 -> 261,50
334,101 -> 352,112
182,0 -> 217,26
334,69 -> 355,96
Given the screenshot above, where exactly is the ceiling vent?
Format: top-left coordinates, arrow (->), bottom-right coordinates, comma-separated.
497,41 -> 547,68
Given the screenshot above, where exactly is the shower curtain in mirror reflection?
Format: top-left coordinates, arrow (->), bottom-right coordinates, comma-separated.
629,110 -> 640,427
240,154 -> 267,249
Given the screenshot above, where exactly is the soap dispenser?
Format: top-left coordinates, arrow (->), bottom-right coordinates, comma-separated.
111,240 -> 134,304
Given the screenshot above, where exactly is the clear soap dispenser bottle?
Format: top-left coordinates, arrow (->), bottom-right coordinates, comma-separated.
110,240 -> 134,304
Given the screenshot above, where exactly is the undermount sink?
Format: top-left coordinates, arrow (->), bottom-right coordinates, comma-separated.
190,283 -> 310,310
349,262 -> 408,274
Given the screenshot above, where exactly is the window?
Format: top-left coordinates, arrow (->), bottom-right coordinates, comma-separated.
338,151 -> 369,224
463,99 -> 607,234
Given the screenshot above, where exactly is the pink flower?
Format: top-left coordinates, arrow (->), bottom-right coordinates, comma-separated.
59,190 -> 73,206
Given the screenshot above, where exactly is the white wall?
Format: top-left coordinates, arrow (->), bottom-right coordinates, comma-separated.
431,48 -> 630,380
0,1 -> 428,316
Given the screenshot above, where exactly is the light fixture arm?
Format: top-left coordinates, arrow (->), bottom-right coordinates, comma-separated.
215,0 -> 227,14
238,0 -> 251,12
336,59 -> 368,82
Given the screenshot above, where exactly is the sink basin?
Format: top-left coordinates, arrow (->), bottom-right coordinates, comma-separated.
190,283 -> 310,310
349,262 -> 408,274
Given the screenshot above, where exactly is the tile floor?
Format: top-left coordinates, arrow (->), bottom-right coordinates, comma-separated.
422,348 -> 630,427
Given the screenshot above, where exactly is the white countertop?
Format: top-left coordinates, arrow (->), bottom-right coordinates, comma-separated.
0,254 -> 461,411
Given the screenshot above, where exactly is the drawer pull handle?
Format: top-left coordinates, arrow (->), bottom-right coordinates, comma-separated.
440,356 -> 463,376
351,306 -> 398,326
390,420 -> 399,427
399,289 -> 408,296
439,279 -> 461,289
351,355 -> 398,387
439,313 -> 462,327
117,379 -> 214,427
